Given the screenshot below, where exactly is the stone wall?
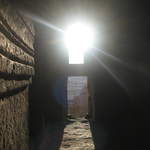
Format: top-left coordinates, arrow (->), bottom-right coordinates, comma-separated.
0,1 -> 34,150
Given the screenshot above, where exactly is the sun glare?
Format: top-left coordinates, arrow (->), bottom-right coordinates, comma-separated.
64,23 -> 94,64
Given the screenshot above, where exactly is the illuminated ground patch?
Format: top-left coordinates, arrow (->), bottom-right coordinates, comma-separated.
60,118 -> 95,150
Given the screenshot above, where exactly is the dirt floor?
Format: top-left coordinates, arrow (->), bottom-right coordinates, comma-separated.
59,118 -> 95,150
30,118 -> 95,150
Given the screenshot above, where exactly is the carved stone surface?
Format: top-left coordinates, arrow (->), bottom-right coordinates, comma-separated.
0,1 -> 34,150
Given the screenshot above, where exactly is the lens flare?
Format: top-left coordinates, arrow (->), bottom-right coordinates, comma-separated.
64,23 -> 94,64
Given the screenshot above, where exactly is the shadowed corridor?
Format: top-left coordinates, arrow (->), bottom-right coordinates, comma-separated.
21,0 -> 150,149
1,0 -> 150,150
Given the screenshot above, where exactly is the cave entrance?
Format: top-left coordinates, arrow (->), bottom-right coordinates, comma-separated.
67,76 -> 89,118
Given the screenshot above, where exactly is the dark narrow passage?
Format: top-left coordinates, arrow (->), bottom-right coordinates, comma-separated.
6,1 -> 150,150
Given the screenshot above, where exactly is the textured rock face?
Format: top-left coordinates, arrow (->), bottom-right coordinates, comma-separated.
0,1 -> 34,150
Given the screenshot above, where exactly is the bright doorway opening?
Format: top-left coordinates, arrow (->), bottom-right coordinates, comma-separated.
64,22 -> 95,64
67,76 -> 88,117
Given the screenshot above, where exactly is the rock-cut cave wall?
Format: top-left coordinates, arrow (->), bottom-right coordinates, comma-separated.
0,1 -> 35,149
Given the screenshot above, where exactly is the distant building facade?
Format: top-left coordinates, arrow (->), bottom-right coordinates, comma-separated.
67,76 -> 88,117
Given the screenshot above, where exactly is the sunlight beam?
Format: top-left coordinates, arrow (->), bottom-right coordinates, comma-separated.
64,23 -> 94,64
92,54 -> 128,92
